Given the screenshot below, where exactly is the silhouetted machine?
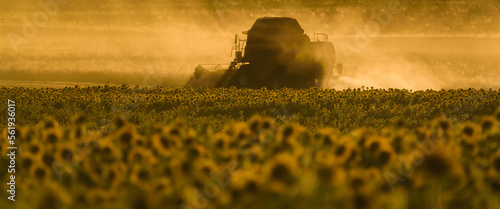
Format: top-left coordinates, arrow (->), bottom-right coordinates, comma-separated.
185,17 -> 342,89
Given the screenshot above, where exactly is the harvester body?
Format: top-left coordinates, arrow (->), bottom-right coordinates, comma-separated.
185,17 -> 342,89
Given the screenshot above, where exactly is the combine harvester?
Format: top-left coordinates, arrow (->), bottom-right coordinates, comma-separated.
185,17 -> 343,89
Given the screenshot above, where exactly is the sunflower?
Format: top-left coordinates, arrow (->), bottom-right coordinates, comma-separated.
315,164 -> 346,188
152,134 -> 179,158
321,133 -> 336,147
211,133 -> 230,151
130,165 -> 152,186
414,126 -> 431,142
127,147 -> 157,166
114,115 -> 128,129
263,153 -> 300,194
394,117 -> 406,128
421,144 -> 457,178
97,140 -> 121,163
493,154 -> 500,173
42,129 -> 62,147
230,169 -> 263,205
192,158 -> 219,184
84,188 -> 117,207
436,117 -> 452,132
390,134 -> 413,154
37,151 -> 56,168
115,125 -> 136,150
35,182 -> 71,209
169,154 -> 193,183
333,137 -> 355,165
105,162 -> 127,188
261,117 -> 275,130
237,141 -> 265,165
43,117 -> 59,130
71,114 -> 88,127
150,177 -> 174,196
82,159 -> 105,185
275,123 -> 304,146
182,131 -> 200,147
19,152 -> 35,174
495,108 -> 500,122
348,169 -> 373,195
488,151 -> 500,183
460,122 -> 481,141
132,135 -> 149,148
30,162 -> 51,182
27,140 -> 44,157
375,144 -> 396,167
480,116 -> 497,134
55,143 -> 81,166
363,136 -> 384,156
247,115 -> 263,134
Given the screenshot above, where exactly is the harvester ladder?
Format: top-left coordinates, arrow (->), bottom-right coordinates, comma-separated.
231,34 -> 246,59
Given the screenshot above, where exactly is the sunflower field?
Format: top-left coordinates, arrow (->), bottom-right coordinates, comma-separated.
1,86 -> 500,209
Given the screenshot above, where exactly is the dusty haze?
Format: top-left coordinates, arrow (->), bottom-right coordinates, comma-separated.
1,0 -> 499,89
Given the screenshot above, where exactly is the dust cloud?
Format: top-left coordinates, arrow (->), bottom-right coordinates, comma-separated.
0,0 -> 499,89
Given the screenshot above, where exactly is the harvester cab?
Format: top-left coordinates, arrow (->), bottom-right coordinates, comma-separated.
185,17 -> 343,89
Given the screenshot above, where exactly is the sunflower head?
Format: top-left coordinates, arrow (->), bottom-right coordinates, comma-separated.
212,133 -> 230,151
364,136 -> 383,155
106,162 -> 127,188
313,128 -> 338,147
114,115 -> 128,129
19,153 -> 35,173
394,117 -> 406,129
30,163 -> 50,183
391,135 -> 412,154
187,144 -> 207,160
230,170 -> 263,203
437,118 -> 452,131
376,146 -> 395,167
264,153 -> 300,186
98,141 -> 121,162
28,141 -> 43,156
43,117 -> 59,130
71,114 -> 88,127
333,137 -> 354,164
39,152 -> 55,168
480,116 -> 497,133
421,145 -> 455,178
127,147 -> 157,166
415,126 -> 433,143
247,115 -> 263,134
132,136 -> 149,148
261,117 -> 275,130
316,165 -> 346,188
55,145 -> 80,165
461,123 -> 480,139
276,124 -> 304,146
495,108 -> 500,122
193,159 -> 219,183
43,129 -> 61,145
152,134 -> 179,158
35,182 -> 71,209
130,166 -> 151,185
116,127 -> 135,150
349,169 -> 372,195
491,152 -> 500,173
151,177 -> 174,197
